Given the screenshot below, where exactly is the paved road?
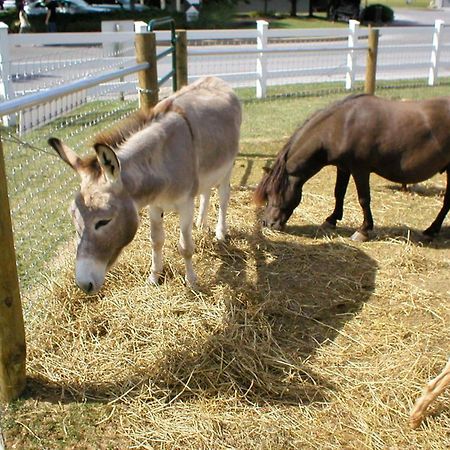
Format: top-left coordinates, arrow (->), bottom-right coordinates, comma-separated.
393,7 -> 450,25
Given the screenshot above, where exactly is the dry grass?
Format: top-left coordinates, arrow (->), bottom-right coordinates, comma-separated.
2,92 -> 450,449
3,165 -> 450,449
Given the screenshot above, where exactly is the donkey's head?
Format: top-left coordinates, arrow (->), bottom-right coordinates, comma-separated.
49,138 -> 139,294
254,165 -> 303,231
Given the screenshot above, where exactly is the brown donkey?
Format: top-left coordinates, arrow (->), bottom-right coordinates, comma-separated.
49,77 -> 241,293
254,94 -> 450,241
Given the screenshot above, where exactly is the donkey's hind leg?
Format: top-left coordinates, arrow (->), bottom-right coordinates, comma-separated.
410,357 -> 450,429
351,170 -> 373,242
178,199 -> 197,287
196,191 -> 211,230
423,168 -> 450,238
148,205 -> 165,285
215,168 -> 233,241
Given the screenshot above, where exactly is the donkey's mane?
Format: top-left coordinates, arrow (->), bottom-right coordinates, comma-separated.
83,100 -> 177,176
254,94 -> 367,204
93,99 -> 175,150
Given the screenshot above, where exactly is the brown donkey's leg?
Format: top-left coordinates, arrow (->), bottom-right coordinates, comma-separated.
323,167 -> 351,228
423,168 -> 450,237
350,171 -> 373,242
410,357 -> 450,429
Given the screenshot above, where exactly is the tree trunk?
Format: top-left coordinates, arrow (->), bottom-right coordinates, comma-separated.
290,0 -> 297,17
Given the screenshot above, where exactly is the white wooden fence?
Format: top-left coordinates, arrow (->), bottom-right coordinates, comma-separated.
1,19 -> 449,131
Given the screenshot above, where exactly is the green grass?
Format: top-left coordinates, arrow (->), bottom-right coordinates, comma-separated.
369,0 -> 430,8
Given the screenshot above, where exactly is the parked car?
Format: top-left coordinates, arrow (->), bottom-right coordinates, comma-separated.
3,0 -> 18,9
24,0 -> 115,15
310,0 -> 361,21
86,0 -> 149,11
326,0 -> 361,21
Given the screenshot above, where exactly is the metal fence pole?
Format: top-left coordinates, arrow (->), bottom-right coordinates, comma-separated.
176,30 -> 188,90
364,27 -> 379,95
428,19 -> 444,87
256,20 -> 268,99
135,23 -> 158,112
0,132 -> 26,403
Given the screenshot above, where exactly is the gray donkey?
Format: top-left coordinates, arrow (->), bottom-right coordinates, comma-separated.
49,77 -> 242,293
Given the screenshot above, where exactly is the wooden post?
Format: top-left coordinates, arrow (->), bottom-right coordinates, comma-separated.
135,26 -> 158,112
364,27 -> 379,95
176,30 -> 188,90
0,132 -> 26,403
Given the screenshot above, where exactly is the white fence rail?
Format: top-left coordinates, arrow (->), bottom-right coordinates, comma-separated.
1,19 -> 449,130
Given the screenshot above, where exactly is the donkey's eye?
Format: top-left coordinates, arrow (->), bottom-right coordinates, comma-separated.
95,219 -> 111,230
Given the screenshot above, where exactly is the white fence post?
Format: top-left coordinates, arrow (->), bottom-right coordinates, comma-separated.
160,0 -> 166,9
346,19 -> 359,90
256,20 -> 268,99
176,0 -> 182,12
0,23 -> 15,126
428,19 -> 444,86
102,20 -> 134,101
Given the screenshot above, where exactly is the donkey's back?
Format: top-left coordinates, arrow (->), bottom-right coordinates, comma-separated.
167,76 -> 242,184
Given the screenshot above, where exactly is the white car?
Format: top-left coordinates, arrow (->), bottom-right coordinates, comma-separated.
3,0 -> 18,9
24,0 -> 115,15
89,0 -> 149,11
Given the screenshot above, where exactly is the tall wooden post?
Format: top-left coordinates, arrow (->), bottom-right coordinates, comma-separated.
135,26 -> 158,112
176,30 -> 188,90
0,132 -> 26,403
364,27 -> 379,95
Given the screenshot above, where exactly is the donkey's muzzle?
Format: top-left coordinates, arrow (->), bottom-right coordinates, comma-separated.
75,257 -> 106,294
262,218 -> 285,231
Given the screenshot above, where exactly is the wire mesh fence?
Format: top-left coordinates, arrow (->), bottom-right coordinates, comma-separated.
2,94 -> 138,303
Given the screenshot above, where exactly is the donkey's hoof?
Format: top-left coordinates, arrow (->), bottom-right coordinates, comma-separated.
196,221 -> 209,231
409,413 -> 423,430
215,229 -> 228,242
185,274 -> 198,290
350,230 -> 370,242
320,220 -> 336,230
421,232 -> 435,243
148,272 -> 161,286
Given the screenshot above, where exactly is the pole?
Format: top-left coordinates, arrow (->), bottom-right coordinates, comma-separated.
135,27 -> 158,112
428,19 -> 444,86
0,131 -> 26,403
364,27 -> 379,95
256,20 -> 268,99
176,30 -> 188,90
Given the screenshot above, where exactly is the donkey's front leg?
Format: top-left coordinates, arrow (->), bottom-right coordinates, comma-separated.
178,199 -> 197,287
323,167 -> 351,228
351,171 -> 373,242
148,206 -> 165,285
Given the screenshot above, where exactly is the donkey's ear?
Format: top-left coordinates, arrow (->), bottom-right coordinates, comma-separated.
48,137 -> 83,172
93,143 -> 121,183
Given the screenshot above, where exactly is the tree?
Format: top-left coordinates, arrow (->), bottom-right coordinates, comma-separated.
289,0 -> 297,17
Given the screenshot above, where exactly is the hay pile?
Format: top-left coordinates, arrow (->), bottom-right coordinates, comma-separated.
5,165 -> 450,449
